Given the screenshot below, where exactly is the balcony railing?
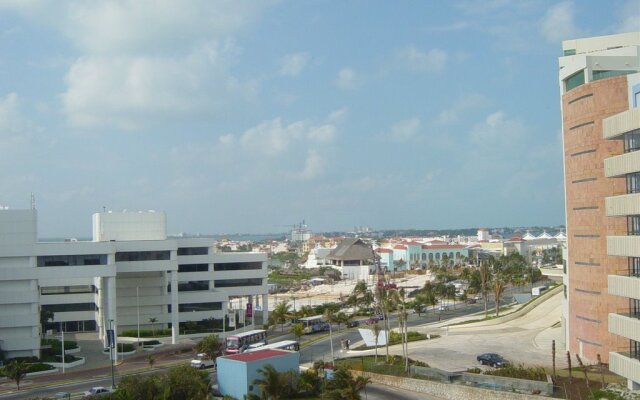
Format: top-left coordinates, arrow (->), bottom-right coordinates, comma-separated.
610,351 -> 640,383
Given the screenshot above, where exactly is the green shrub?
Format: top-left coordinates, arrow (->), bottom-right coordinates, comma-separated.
118,343 -> 136,352
142,340 -> 161,346
27,363 -> 55,373
121,329 -> 172,338
589,389 -> 625,400
483,364 -> 547,381
39,354 -> 81,363
41,339 -> 78,351
466,367 -> 482,373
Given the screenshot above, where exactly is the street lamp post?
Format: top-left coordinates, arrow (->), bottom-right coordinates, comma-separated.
108,319 -> 115,388
136,287 -> 140,349
59,323 -> 65,374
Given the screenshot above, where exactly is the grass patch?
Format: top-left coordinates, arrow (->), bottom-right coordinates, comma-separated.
353,331 -> 439,350
336,355 -> 427,378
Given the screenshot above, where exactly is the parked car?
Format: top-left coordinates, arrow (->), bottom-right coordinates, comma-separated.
466,298 -> 477,304
476,353 -> 509,368
437,304 -> 450,312
348,320 -> 360,328
82,387 -> 112,397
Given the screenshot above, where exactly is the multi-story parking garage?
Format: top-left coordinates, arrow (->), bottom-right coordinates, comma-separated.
0,208 -> 268,359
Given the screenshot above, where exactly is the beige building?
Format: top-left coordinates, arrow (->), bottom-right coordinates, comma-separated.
559,32 -> 640,387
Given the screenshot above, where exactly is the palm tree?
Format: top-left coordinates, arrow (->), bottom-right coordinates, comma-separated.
324,308 -> 337,363
1,360 -> 29,390
148,317 -> 158,336
493,279 -> 507,317
273,301 -> 292,332
252,364 -> 288,400
326,367 -> 371,400
298,305 -> 314,318
372,322 -> 381,363
479,261 -> 491,318
40,309 -> 54,339
291,323 -> 304,343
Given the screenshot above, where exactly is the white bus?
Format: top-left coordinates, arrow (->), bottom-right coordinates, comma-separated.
296,315 -> 329,334
224,329 -> 268,355
246,340 -> 300,352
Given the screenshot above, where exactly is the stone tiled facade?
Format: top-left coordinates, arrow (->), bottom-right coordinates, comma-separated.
563,76 -> 630,363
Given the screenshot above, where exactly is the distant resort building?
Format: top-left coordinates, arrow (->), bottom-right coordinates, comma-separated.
326,238 -> 376,281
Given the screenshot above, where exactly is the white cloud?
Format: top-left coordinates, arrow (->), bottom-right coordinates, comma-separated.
397,47 -> 447,72
1,1 -> 271,130
617,0 -> 640,34
335,67 -> 360,90
298,150 -> 323,180
62,41 -> 256,129
4,1 -> 268,56
219,134 -> 234,145
327,107 -> 348,124
280,52 -> 310,77
386,117 -> 421,142
436,93 -> 486,125
470,110 -> 526,144
540,1 -> 581,43
0,93 -> 21,135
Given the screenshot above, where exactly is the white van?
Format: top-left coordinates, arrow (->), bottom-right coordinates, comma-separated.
190,353 -> 215,369
531,285 -> 548,296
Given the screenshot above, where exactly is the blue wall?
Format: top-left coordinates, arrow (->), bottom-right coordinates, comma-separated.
218,351 -> 300,399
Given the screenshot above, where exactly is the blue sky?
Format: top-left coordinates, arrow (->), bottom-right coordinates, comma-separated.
0,1 -> 638,237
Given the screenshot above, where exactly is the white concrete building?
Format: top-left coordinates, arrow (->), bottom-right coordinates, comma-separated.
0,208 -> 268,359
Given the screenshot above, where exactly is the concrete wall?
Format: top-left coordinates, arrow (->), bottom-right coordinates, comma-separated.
354,370 -> 551,400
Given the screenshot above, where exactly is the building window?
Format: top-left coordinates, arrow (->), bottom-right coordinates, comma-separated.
214,278 -> 263,288
627,172 -> 640,194
178,281 -> 209,292
37,254 -> 107,267
565,70 -> 585,92
41,303 -> 98,313
631,340 -> 640,360
178,264 -> 209,273
628,216 -> 640,235
563,49 -> 576,56
631,299 -> 640,319
624,130 -> 640,153
177,247 -> 209,256
592,70 -> 634,81
178,302 -> 222,312
41,285 -> 96,295
115,251 -> 170,262
213,262 -> 262,271
630,258 -> 640,277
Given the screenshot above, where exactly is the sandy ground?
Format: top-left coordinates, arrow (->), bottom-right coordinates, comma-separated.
268,273 -> 432,311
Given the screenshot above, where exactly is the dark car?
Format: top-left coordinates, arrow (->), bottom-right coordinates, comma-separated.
348,320 -> 360,328
466,298 -> 477,304
476,353 -> 509,367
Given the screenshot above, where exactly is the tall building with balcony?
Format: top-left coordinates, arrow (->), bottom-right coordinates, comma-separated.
559,32 -> 640,387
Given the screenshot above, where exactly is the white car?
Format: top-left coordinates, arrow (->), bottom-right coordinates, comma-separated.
190,353 -> 216,369
82,387 -> 112,397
